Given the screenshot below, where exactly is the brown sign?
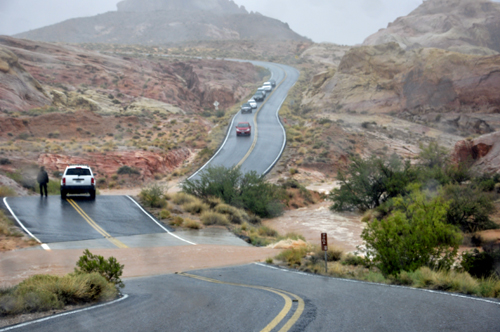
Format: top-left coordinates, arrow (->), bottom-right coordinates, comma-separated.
321,233 -> 328,251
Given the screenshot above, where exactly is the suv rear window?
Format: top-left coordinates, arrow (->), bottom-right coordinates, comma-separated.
66,169 -> 91,176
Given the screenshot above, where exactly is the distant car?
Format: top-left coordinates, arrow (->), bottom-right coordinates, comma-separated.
60,164 -> 96,199
248,99 -> 257,109
236,122 -> 251,136
240,103 -> 252,114
269,79 -> 276,87
262,84 -> 272,92
253,93 -> 265,102
257,87 -> 267,96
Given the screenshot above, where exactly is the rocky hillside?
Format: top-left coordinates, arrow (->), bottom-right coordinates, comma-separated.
453,131 -> 500,174
302,42 -> 500,136
363,0 -> 500,55
15,0 -> 307,45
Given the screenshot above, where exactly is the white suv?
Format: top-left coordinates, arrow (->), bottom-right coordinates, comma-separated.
60,165 -> 96,199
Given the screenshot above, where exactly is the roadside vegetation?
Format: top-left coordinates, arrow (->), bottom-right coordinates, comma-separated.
0,250 -> 123,317
138,168 -> 317,246
269,142 -> 500,299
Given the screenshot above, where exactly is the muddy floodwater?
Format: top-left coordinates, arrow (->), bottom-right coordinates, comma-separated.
264,201 -> 365,253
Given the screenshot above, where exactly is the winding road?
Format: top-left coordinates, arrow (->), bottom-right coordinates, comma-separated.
2,60 -> 500,331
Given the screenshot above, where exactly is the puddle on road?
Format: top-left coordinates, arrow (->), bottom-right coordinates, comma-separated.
175,227 -> 250,247
264,202 -> 365,253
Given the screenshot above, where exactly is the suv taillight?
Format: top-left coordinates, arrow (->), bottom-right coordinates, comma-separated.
91,178 -> 95,185
62,177 -> 66,185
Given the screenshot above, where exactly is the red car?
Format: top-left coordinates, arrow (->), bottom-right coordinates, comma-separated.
236,122 -> 251,136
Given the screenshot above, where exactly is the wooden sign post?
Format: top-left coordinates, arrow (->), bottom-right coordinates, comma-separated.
321,233 -> 328,273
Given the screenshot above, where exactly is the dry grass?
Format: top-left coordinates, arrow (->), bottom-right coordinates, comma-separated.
0,186 -> 17,197
184,218 -> 201,230
200,211 -> 229,226
172,192 -> 197,205
182,200 -> 209,215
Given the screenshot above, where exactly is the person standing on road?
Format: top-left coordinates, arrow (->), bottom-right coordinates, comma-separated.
37,166 -> 49,197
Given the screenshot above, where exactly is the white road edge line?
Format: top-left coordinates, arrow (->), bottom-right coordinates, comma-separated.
2,197 -> 50,250
0,294 -> 129,331
126,195 -> 196,245
187,111 -> 238,180
262,95 -> 288,175
254,263 -> 500,306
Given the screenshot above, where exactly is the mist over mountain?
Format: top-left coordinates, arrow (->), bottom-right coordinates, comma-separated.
14,0 -> 307,45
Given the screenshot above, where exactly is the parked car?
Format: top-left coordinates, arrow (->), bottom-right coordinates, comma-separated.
240,103 -> 252,114
253,93 -> 265,102
60,164 -> 96,199
269,79 -> 276,87
236,122 -> 251,136
257,87 -> 267,96
248,99 -> 257,109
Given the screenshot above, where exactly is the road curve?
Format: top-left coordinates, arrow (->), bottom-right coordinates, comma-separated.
5,264 -> 499,332
189,61 -> 299,180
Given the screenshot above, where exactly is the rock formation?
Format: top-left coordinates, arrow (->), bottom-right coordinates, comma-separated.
0,36 -> 259,114
302,42 -> 500,134
363,0 -> 500,55
452,131 -> 500,174
15,0 -> 306,45
0,46 -> 51,112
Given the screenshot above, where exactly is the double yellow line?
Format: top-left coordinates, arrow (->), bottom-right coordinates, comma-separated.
180,273 -> 304,332
67,199 -> 128,249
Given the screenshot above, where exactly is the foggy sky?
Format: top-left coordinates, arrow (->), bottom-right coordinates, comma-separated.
0,0 -> 497,45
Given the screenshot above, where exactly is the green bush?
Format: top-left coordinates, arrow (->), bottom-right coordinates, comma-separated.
139,184 -> 167,208
443,184 -> 496,233
74,249 -> 125,288
117,165 -> 140,175
276,248 -> 308,267
461,249 -> 496,279
362,187 -> 462,276
200,211 -> 229,226
182,166 -> 285,218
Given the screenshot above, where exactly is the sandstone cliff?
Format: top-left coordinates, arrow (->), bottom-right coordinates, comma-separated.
15,0 -> 306,45
363,0 -> 500,55
303,42 -> 500,135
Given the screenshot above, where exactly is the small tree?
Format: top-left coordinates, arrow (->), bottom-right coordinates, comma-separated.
75,249 -> 125,288
361,187 -> 462,276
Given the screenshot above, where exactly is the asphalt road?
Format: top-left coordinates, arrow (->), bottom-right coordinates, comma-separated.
5,264 -> 499,332
189,61 -> 299,180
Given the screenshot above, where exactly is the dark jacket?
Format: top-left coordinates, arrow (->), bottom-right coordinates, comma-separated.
37,170 -> 49,184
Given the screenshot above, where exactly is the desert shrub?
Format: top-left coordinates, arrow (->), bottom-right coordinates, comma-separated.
0,186 -> 17,197
170,216 -> 184,227
330,154 -> 416,211
276,247 -> 309,267
200,211 -> 229,226
159,209 -> 171,220
97,178 -> 107,185
313,246 -> 343,262
0,210 -> 14,235
34,180 -> 60,196
139,184 -> 167,208
172,192 -> 197,205
248,214 -> 261,225
362,187 -> 462,276
461,249 -> 496,279
257,225 -> 278,237
0,273 -> 116,316
214,203 -> 249,224
342,253 -> 366,267
117,165 -> 140,175
184,218 -> 201,229
74,249 -> 125,288
443,184 -> 496,233
0,158 -> 11,165
182,166 -> 285,218
206,196 -> 224,209
182,201 -> 209,214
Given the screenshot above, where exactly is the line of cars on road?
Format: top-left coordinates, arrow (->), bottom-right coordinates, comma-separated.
236,79 -> 276,136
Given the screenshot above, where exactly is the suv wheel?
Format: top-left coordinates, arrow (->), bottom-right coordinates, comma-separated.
89,189 -> 96,200
61,189 -> 67,199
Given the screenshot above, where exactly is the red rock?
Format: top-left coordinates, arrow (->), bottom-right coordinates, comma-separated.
452,131 -> 500,173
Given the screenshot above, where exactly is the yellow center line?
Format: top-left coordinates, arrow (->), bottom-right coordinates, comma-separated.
235,69 -> 289,168
67,199 -> 128,249
180,273 -> 303,332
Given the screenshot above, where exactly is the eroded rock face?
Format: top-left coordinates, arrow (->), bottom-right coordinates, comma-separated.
0,47 -> 51,112
363,0 -> 500,55
303,43 -> 500,134
452,131 -> 500,173
38,148 -> 191,180
0,36 -> 259,113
